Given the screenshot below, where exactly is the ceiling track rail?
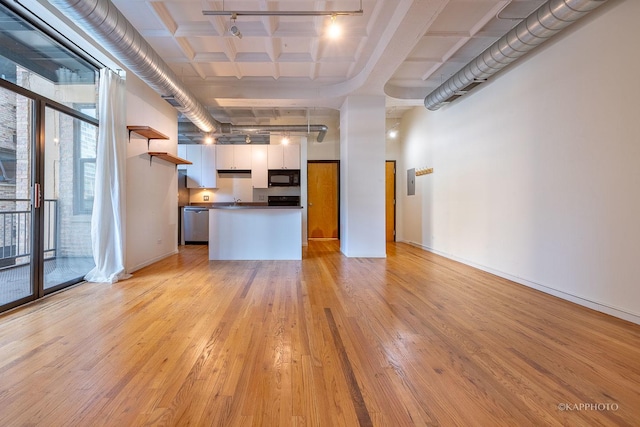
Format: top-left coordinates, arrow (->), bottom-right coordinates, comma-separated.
203,0 -> 363,16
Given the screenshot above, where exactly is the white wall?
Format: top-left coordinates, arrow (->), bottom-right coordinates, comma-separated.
397,0 -> 640,323
125,75 -> 179,272
307,115 -> 341,161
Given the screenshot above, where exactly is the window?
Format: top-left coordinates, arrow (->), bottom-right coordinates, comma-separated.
74,106 -> 97,214
0,147 -> 16,184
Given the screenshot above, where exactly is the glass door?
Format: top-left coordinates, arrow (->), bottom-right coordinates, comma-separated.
43,106 -> 96,292
0,86 -> 34,308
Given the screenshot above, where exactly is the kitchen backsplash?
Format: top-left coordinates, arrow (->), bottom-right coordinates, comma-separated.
189,175 -> 300,204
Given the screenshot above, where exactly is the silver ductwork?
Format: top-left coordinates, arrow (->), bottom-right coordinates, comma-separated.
424,0 -> 610,111
179,123 -> 329,143
220,124 -> 328,143
49,0 -> 221,132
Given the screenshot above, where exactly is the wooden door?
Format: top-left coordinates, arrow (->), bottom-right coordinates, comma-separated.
386,161 -> 396,242
307,161 -> 339,239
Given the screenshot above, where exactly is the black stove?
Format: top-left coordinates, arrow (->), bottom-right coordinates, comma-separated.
268,196 -> 300,206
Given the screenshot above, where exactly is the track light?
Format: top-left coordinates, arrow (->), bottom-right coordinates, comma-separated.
245,135 -> 251,144
328,15 -> 341,39
229,14 -> 242,39
230,25 -> 242,39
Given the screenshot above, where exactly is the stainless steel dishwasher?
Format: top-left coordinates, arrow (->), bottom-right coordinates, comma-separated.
183,207 -> 209,243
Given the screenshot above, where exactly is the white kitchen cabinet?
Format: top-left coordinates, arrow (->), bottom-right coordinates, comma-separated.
234,145 -> 253,169
200,145 -> 217,187
251,145 -> 268,188
216,145 -> 252,170
215,145 -> 234,170
184,144 -> 217,188
177,144 -> 187,170
268,144 -> 300,169
283,144 -> 300,169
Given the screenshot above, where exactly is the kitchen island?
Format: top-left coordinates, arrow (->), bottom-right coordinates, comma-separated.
209,206 -> 303,260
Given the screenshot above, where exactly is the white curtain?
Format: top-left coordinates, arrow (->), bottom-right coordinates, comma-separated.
84,68 -> 131,284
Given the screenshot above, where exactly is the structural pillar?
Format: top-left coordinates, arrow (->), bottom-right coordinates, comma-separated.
339,95 -> 386,257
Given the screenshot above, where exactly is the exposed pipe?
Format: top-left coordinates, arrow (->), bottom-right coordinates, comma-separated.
179,123 -> 329,143
48,0 -> 221,133
424,0 -> 610,111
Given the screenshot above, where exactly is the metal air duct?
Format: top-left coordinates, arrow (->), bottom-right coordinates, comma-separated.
424,0 -> 610,111
179,123 -> 329,143
220,124 -> 329,143
49,0 -> 221,133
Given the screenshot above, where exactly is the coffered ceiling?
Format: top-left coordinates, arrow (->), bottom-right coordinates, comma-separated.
108,0 -> 546,124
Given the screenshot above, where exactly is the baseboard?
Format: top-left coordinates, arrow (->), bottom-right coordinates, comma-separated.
127,249 -> 179,274
402,240 -> 640,326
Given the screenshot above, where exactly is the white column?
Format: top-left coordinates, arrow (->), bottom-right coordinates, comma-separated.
339,95 -> 386,257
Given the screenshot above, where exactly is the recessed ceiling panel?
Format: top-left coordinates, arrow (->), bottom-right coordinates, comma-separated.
448,36 -> 498,62
392,61 -> 433,81
278,62 -> 312,77
201,62 -> 239,77
408,35 -> 465,61
428,1 -> 504,34
187,37 -> 228,52
316,62 -> 353,78
144,37 -> 188,58
237,62 -> 276,77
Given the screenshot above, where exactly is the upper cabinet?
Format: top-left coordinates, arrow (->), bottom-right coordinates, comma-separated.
268,144 -> 300,169
177,144 -> 187,170
184,144 -> 217,188
216,145 -> 252,170
251,146 -> 268,189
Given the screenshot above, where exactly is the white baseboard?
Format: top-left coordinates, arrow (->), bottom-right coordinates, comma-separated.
127,249 -> 179,274
402,240 -> 640,326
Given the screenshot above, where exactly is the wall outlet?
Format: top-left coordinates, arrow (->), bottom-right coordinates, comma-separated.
203,195 -> 210,201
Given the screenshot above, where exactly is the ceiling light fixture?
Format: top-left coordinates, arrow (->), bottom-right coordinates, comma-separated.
229,13 -> 242,39
245,135 -> 252,144
387,122 -> 400,139
281,134 -> 290,145
204,0 -> 363,17
328,15 -> 341,39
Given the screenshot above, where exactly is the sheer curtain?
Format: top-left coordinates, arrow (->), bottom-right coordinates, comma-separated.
84,68 -> 131,283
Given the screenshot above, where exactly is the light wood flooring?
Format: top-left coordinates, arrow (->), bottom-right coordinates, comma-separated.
0,241 -> 639,426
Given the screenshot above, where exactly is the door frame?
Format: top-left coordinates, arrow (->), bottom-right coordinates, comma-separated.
307,160 -> 340,240
386,160 -> 396,242
0,78 -> 99,312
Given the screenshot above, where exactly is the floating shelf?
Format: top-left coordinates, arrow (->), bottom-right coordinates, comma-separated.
416,167 -> 434,176
127,126 -> 169,148
127,126 -> 169,140
148,152 -> 192,166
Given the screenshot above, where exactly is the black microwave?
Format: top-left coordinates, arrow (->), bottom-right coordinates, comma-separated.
268,169 -> 300,187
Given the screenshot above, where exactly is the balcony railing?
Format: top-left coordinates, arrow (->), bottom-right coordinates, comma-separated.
0,199 -> 57,268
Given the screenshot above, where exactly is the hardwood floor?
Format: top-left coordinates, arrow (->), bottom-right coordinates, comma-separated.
0,241 -> 639,426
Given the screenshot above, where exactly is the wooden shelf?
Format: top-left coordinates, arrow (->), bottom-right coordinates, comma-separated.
148,152 -> 192,166
127,126 -> 169,141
